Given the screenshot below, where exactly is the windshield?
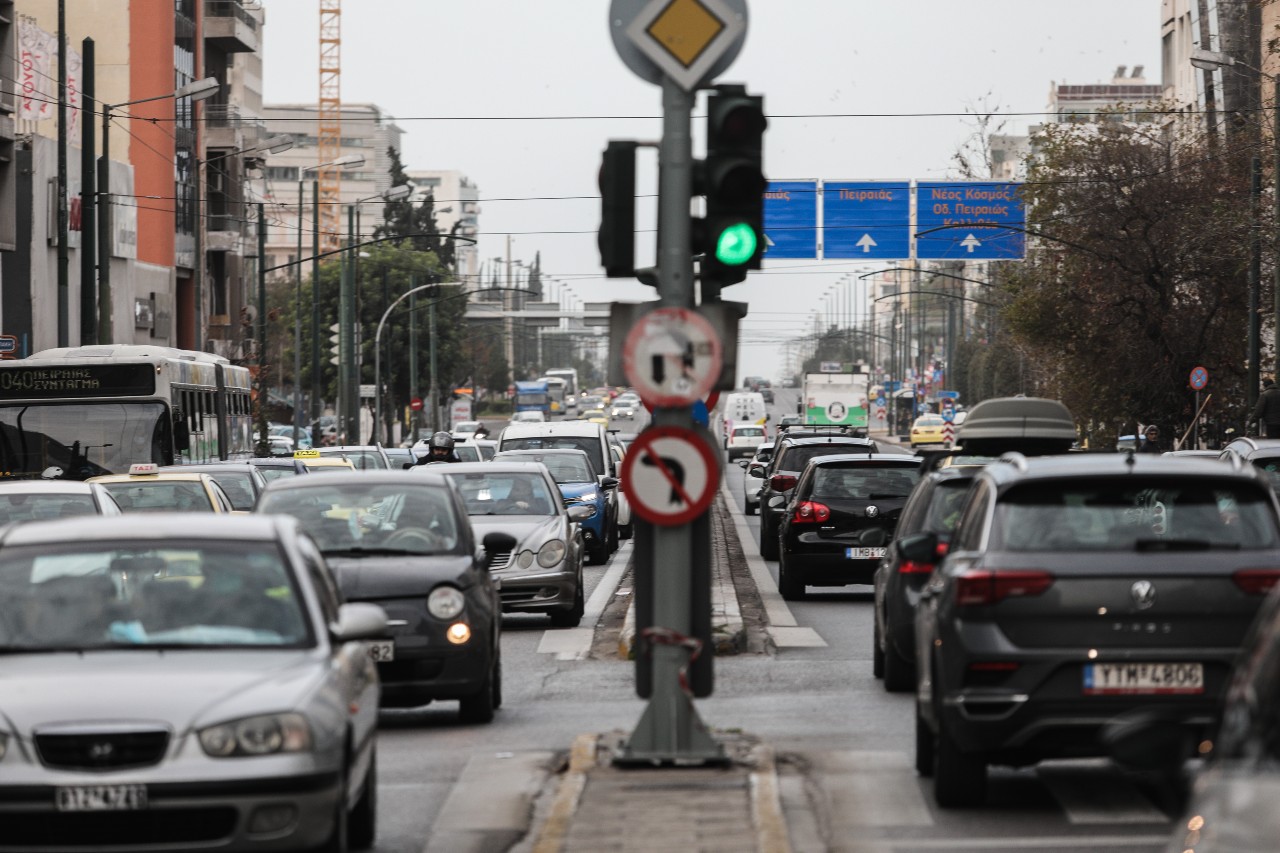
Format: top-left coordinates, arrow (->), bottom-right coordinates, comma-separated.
501,436 -> 604,477
0,492 -> 99,521
0,402 -> 170,480
255,466 -> 298,482
497,453 -> 593,484
811,465 -> 920,500
258,483 -> 461,554
0,542 -> 311,651
1249,455 -> 1280,489
777,445 -> 871,474
992,479 -> 1280,551
446,470 -> 558,516
205,472 -> 256,511
516,393 -> 548,406
925,480 -> 972,535
454,445 -> 481,463
98,480 -> 213,513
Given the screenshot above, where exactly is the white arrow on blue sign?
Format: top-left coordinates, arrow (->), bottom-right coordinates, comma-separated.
762,180 -> 818,259
823,181 -> 910,259
915,181 -> 1026,261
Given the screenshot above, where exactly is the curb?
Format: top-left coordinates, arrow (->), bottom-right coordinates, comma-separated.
750,745 -> 794,853
529,733 -> 597,853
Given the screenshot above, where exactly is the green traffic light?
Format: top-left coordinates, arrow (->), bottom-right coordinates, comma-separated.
715,222 -> 758,266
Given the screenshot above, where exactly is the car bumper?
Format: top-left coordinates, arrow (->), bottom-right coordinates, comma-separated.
0,771 -> 342,852
494,567 -> 578,614
362,598 -> 494,707
783,538 -> 879,585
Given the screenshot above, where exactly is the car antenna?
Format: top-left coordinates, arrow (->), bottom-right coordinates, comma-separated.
1124,447 -> 1136,469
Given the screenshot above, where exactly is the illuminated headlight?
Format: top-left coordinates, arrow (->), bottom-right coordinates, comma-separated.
575,493 -> 598,503
516,550 -> 535,569
537,540 -> 567,568
199,713 -> 311,757
428,585 -> 466,619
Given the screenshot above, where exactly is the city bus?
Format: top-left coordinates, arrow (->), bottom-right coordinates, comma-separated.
0,344 -> 254,479
544,367 -> 579,410
514,379 -> 551,420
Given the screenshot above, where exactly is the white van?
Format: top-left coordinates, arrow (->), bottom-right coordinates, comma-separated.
721,391 -> 768,447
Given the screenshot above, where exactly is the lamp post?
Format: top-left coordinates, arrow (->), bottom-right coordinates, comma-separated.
98,77 -> 219,345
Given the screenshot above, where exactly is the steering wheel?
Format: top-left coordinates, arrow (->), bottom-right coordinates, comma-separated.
384,528 -> 441,549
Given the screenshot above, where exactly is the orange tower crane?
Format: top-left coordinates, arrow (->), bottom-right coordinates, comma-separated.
317,0 -> 342,251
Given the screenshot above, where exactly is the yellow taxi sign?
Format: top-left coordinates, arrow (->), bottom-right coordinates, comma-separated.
128,463 -> 159,476
294,449 -> 321,458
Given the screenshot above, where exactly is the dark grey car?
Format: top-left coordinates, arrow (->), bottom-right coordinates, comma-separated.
911,452 -> 1280,807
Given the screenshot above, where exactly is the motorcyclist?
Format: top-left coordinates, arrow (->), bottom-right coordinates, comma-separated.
415,431 -> 460,465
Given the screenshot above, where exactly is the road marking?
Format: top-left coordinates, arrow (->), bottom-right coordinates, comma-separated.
817,751 -> 933,828
873,836 -> 1171,850
718,479 -> 828,648
423,751 -> 558,853
536,540 -> 633,660
1039,764 -> 1168,824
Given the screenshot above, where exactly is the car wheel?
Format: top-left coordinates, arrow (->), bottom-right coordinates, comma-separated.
760,518 -> 779,561
933,716 -> 986,807
588,536 -> 608,564
348,747 -> 377,850
458,656 -> 498,724
914,701 -> 935,778
491,652 -> 503,710
872,616 -> 885,679
777,549 -> 804,601
619,521 -> 633,540
607,515 -> 619,553
744,500 -> 756,516
883,634 -> 915,693
550,576 -> 585,628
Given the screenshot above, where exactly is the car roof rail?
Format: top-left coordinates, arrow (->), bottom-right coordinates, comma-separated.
997,451 -> 1029,472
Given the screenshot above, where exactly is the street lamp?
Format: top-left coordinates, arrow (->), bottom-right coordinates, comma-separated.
98,76 -> 219,344
1189,46 -> 1277,407
296,154 -> 364,447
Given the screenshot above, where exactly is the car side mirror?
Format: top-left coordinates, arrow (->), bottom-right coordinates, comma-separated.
897,532 -> 938,565
567,504 -> 597,522
770,474 -> 798,492
481,531 -> 518,569
600,476 -> 620,490
859,528 -> 889,546
737,458 -> 749,468
331,602 -> 389,642
767,494 -> 787,509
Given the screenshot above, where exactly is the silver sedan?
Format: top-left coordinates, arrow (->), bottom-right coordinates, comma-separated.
0,514 -> 385,851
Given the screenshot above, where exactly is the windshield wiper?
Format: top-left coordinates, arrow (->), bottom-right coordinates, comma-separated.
322,546 -> 429,557
868,492 -> 908,500
1134,538 -> 1239,551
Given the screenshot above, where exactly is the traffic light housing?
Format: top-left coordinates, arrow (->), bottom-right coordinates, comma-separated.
598,140 -> 638,277
328,323 -> 340,366
697,86 -> 766,288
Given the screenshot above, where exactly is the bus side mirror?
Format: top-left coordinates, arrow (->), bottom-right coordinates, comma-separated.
173,410 -> 190,452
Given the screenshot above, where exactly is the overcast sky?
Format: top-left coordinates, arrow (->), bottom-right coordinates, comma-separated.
260,0 -> 1161,381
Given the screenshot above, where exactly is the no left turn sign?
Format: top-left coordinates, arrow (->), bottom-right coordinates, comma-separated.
622,426 -> 719,526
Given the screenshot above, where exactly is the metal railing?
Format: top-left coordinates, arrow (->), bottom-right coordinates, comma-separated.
204,1 -> 259,30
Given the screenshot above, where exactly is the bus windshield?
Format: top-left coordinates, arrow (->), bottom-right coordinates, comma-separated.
0,402 -> 170,480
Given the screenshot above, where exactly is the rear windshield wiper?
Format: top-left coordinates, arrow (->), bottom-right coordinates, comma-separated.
1133,538 -> 1239,551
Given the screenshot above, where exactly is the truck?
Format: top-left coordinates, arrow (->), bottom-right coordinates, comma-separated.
802,371 -> 871,430
514,379 -> 551,419
543,368 -> 579,410
539,376 -> 567,415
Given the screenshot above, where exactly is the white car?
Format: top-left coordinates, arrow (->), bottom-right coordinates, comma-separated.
609,399 -> 638,420
451,420 -> 485,440
510,410 -> 547,424
741,441 -> 774,516
726,422 -> 767,461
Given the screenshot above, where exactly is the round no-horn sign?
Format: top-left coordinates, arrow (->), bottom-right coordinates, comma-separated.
623,307 -> 723,408
622,426 -> 719,526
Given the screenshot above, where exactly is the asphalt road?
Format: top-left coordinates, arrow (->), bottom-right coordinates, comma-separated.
365,390 -> 1178,853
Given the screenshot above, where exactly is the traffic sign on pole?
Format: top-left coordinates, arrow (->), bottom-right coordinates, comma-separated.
822,181 -> 910,259
762,180 -> 818,259
915,181 -> 1027,260
623,307 -> 723,407
623,426 -> 720,526
1189,365 -> 1209,390
621,0 -> 747,91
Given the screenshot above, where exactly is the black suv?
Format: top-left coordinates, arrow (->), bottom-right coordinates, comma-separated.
873,466 -> 978,692
757,433 -> 883,560
910,452 -> 1280,807
775,453 -> 921,599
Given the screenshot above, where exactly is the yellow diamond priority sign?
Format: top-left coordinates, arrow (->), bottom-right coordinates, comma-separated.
624,0 -> 746,91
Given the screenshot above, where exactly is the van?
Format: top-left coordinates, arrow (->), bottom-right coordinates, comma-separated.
721,391 -> 768,447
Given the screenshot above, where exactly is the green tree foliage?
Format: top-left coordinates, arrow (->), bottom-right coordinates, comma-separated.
995,117 -> 1257,444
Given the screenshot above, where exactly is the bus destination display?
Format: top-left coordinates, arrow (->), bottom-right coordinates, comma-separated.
0,363 -> 157,398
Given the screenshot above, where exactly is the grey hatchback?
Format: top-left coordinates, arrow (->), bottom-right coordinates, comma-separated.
910,452 -> 1280,807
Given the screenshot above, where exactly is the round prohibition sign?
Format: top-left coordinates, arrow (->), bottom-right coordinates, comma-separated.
621,426 -> 719,526
1189,365 -> 1209,391
622,307 -> 723,408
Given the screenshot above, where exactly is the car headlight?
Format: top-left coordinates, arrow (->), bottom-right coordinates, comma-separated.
574,492 -> 599,503
199,713 -> 311,758
537,540 -> 567,568
427,585 -> 466,619
516,550 -> 535,569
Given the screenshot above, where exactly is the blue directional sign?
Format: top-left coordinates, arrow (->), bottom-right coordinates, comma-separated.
762,180 -> 818,259
915,181 -> 1026,260
823,181 -> 910,259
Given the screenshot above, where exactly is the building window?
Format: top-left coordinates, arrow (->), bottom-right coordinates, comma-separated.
266,166 -> 298,181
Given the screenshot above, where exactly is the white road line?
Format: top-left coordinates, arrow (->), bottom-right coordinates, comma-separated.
876,836 -> 1171,850
718,479 -> 828,648
536,540 -> 633,660
1039,765 -> 1168,825
817,751 -> 934,828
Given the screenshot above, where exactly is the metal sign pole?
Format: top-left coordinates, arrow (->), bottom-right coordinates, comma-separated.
621,77 -> 721,763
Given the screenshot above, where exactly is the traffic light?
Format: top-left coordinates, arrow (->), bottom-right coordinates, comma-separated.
697,85 -> 766,288
598,140 -> 638,277
328,323 -> 340,366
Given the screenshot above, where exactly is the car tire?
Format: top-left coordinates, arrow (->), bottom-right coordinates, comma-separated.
550,576 -> 585,628
777,550 -> 804,600
491,652 -> 503,710
607,515 -> 619,554
458,655 -> 498,724
619,521 -> 633,540
588,537 -> 608,564
744,501 -> 756,516
914,701 -> 935,778
933,717 -> 986,807
883,635 -> 915,693
348,747 -> 377,850
760,518 -> 779,561
872,617 -> 885,679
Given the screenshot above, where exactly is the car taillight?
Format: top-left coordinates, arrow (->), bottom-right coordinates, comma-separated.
792,501 -> 831,524
899,560 -> 935,574
1233,569 -> 1280,595
955,569 -> 1054,606
935,541 -> 950,558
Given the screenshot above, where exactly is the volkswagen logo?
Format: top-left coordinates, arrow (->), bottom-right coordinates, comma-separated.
88,742 -> 115,760
1131,580 -> 1156,610
865,505 -> 879,518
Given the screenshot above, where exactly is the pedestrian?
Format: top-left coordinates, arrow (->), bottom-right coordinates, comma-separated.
1252,376 -> 1280,438
1137,424 -> 1163,454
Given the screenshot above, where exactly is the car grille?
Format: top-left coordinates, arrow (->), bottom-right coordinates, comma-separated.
488,550 -> 514,570
35,727 -> 170,771
6,808 -> 236,847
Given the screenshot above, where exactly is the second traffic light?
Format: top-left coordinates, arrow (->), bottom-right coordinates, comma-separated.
697,85 -> 766,287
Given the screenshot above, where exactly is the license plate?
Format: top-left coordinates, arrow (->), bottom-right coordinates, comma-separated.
1083,662 -> 1204,695
368,639 -> 395,662
56,785 -> 147,812
846,547 -> 887,560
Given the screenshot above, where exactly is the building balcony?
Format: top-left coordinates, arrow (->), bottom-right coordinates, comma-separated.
204,105 -> 263,152
203,1 -> 258,53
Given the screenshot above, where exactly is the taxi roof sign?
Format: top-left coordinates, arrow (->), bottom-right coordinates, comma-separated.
128,463 -> 159,475
294,449 -> 322,458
